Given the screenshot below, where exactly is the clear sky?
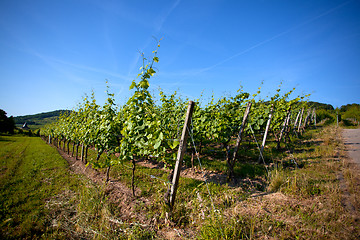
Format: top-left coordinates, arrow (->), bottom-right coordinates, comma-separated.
1,0 -> 359,117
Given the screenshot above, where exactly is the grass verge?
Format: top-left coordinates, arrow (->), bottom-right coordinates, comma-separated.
0,135 -> 144,239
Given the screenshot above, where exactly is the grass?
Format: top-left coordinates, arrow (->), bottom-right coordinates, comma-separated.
254,126 -> 358,239
0,135 -> 77,238
2,123 -> 360,239
0,135 -> 135,239
192,125 -> 359,239
87,126 -> 358,239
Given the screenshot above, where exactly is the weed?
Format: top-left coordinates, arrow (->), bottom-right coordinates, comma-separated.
198,214 -> 250,240
268,168 -> 288,192
128,224 -> 156,240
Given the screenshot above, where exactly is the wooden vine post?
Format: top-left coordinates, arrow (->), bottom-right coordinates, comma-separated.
297,108 -> 304,133
313,108 -> 317,127
84,146 -> 88,164
81,144 -> 85,162
293,110 -> 301,135
169,101 -> 195,209
75,143 -> 78,157
283,109 -> 293,143
277,108 -> 291,149
67,141 -> 70,155
228,101 -> 252,180
303,109 -> 311,129
72,143 -> 75,157
258,105 -> 273,163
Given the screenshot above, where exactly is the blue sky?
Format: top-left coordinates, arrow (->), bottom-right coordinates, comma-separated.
1,0 -> 359,117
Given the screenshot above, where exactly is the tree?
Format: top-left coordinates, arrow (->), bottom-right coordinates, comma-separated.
342,104 -> 360,120
0,109 -> 15,134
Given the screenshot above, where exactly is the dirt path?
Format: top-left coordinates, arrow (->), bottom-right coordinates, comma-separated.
340,128 -> 360,214
342,128 -> 360,165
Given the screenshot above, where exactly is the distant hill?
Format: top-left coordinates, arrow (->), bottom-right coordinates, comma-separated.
14,110 -> 71,129
307,101 -> 334,111
339,103 -> 360,112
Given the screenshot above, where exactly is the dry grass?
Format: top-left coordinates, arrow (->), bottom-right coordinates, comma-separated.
198,125 -> 360,239
3,124 -> 359,239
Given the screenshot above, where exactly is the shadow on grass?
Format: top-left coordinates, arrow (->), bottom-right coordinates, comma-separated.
234,163 -> 267,178
0,135 -> 15,142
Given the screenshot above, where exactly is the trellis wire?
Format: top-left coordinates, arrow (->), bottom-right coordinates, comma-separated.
189,120 -> 219,210
284,139 -> 299,169
249,124 -> 270,177
187,126 -> 216,212
121,162 -> 172,185
188,123 -> 224,239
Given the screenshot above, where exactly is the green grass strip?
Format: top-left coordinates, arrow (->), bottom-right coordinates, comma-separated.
0,135 -> 86,239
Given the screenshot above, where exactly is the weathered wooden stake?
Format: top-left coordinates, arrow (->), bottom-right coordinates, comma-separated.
131,159 -> 136,196
283,110 -> 292,144
297,108 -> 304,133
75,143 -> 79,160
303,109 -> 311,128
228,101 -> 252,180
293,110 -> 301,134
258,106 -> 273,163
106,166 -> 111,183
312,108 -> 317,127
84,146 -> 88,164
72,142 -> 75,157
278,109 -> 291,149
169,101 -> 195,209
81,144 -> 85,162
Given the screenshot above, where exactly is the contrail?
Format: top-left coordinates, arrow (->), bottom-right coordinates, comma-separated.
198,0 -> 352,74
156,0 -> 181,31
128,0 -> 181,75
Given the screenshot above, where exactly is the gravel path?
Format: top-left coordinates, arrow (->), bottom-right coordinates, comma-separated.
342,128 -> 360,165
